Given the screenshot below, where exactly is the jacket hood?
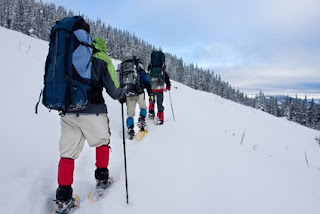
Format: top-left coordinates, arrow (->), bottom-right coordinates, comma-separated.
92,37 -> 107,53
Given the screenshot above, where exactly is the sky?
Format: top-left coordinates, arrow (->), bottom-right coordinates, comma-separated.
42,0 -> 320,98
1,26 -> 320,213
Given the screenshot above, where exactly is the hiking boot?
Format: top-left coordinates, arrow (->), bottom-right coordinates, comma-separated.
95,168 -> 109,180
138,115 -> 145,122
157,112 -> 164,125
95,168 -> 109,195
127,127 -> 135,140
55,186 -> 74,213
157,119 -> 164,125
148,109 -> 155,119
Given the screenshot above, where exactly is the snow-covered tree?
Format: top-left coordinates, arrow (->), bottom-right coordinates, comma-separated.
0,0 -> 316,131
255,91 -> 267,112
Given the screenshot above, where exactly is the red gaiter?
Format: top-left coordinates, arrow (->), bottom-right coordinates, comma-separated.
96,145 -> 110,168
58,158 -> 74,186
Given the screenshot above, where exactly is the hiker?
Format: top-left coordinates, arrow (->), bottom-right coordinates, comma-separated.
55,37 -> 126,211
147,50 -> 171,125
118,56 -> 152,139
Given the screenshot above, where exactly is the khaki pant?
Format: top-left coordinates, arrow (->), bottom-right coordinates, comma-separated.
59,113 -> 110,159
126,93 -> 147,117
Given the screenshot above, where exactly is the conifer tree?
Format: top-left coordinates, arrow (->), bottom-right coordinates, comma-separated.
0,0 -> 318,131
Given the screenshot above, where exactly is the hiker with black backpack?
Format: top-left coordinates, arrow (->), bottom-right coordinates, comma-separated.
147,50 -> 171,125
37,16 -> 126,214
118,56 -> 152,140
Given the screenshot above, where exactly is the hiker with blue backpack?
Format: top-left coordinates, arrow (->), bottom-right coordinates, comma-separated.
118,56 -> 152,140
37,16 -> 126,213
147,50 -> 171,125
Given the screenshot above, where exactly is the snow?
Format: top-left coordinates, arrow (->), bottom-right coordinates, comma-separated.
1,26 -> 320,214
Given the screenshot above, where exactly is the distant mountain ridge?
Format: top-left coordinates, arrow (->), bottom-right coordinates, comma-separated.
266,95 -> 320,105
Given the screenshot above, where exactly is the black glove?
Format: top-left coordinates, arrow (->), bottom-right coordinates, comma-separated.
118,93 -> 126,104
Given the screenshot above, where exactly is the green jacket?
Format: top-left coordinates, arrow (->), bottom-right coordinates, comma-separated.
92,38 -> 119,89
70,37 -> 124,114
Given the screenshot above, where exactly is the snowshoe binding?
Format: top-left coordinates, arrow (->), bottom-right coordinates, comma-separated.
87,177 -> 113,203
137,115 -> 147,131
96,178 -> 113,197
54,197 -> 79,214
127,127 -> 135,140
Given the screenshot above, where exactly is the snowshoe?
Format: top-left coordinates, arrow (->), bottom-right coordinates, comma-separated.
135,130 -> 148,141
55,196 -> 79,214
96,177 -> 113,197
88,177 -> 113,203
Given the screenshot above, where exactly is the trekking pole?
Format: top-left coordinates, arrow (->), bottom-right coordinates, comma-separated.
121,103 -> 129,204
168,90 -> 175,121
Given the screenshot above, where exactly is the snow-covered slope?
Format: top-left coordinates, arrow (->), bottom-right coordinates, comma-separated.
1,27 -> 320,214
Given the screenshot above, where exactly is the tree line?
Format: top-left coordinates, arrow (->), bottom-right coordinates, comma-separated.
1,0 -> 319,130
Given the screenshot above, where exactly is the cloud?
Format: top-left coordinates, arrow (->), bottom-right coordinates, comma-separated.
42,0 -> 320,98
255,0 -> 320,32
216,56 -> 320,97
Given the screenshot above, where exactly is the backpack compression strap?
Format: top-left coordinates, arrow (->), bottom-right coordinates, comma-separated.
80,41 -> 96,51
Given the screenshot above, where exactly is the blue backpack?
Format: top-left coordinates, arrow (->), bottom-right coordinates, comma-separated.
36,16 -> 93,113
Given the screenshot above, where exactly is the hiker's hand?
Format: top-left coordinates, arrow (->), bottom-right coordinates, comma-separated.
119,94 -> 126,104
166,86 -> 171,91
149,95 -> 155,103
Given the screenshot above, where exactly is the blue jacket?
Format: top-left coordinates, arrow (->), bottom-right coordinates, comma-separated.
137,64 -> 152,96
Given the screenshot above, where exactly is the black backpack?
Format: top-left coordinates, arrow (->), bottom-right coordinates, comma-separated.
151,50 -> 165,68
150,51 -> 165,89
119,56 -> 142,97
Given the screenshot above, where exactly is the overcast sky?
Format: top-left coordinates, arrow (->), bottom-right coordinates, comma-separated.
43,0 -> 320,98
